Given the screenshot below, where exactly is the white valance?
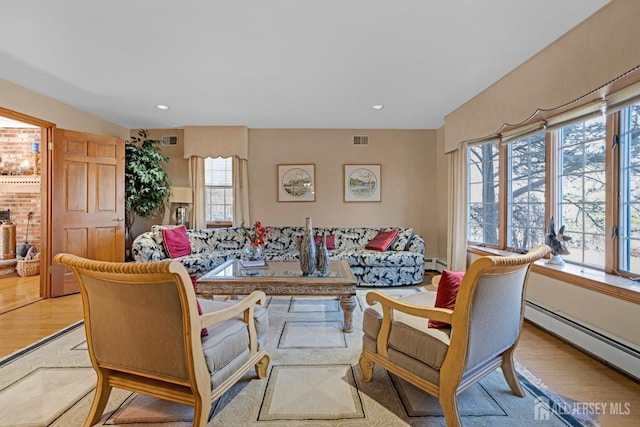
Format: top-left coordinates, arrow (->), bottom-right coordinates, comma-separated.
183,126 -> 248,160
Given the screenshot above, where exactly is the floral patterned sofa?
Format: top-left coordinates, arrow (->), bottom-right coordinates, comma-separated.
131,225 -> 425,286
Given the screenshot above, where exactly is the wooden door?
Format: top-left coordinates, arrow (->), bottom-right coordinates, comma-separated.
50,129 -> 125,296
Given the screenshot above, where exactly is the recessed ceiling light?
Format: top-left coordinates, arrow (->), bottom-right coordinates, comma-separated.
372,104 -> 384,110
156,104 -> 169,110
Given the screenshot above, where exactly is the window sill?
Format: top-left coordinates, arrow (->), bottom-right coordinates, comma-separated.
206,222 -> 232,229
467,245 -> 640,305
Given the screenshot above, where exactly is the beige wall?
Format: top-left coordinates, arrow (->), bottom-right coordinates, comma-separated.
444,0 -> 640,152
248,129 -> 437,256
0,77 -> 128,139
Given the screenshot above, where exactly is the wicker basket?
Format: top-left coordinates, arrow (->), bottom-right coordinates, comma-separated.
16,259 -> 40,277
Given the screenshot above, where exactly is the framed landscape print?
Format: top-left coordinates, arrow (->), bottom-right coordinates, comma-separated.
278,164 -> 316,202
344,164 -> 381,202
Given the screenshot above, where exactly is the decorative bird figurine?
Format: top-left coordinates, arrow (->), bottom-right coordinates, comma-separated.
545,216 -> 571,256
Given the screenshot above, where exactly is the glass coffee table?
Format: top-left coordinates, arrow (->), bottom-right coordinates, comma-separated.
197,259 -> 358,332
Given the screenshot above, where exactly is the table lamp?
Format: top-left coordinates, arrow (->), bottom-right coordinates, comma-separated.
169,186 -> 193,228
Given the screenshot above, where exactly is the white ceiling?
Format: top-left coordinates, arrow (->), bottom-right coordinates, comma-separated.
0,0 -> 609,130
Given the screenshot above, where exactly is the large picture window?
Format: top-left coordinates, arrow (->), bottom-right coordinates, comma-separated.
464,92 -> 640,281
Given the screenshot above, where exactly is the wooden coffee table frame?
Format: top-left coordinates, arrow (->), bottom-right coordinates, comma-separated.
197,259 -> 358,332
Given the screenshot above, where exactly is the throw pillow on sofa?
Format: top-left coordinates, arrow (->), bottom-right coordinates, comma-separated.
161,225 -> 192,258
428,269 -> 465,328
365,229 -> 399,251
314,234 -> 336,250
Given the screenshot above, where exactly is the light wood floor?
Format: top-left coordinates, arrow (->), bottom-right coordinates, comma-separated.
0,273 -> 41,314
0,280 -> 637,427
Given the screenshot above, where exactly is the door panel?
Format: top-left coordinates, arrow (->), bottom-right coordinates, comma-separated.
50,129 -> 125,296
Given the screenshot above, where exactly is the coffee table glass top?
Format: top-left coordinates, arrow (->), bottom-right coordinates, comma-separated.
201,259 -> 346,280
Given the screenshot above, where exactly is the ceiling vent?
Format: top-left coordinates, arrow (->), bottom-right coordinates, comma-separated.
353,135 -> 369,146
161,135 -> 178,146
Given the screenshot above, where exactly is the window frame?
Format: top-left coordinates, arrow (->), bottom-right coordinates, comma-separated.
504,131 -> 548,252
466,105 -> 640,280
204,156 -> 233,227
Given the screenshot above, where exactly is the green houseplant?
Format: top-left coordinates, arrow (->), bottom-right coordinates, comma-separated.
125,129 -> 171,259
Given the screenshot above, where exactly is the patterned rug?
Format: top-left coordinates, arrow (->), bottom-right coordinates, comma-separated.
0,288 -> 598,426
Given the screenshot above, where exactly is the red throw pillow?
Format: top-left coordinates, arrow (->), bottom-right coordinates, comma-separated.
162,225 -> 192,258
314,234 -> 336,250
428,270 -> 465,328
190,275 -> 209,337
365,229 -> 399,251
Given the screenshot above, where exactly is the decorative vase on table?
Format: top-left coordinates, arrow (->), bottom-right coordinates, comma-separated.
299,217 -> 317,275
316,231 -> 329,275
243,244 -> 263,261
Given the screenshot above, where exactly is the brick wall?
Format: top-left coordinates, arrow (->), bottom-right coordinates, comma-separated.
0,128 -> 42,253
0,193 -> 40,251
0,128 -> 40,175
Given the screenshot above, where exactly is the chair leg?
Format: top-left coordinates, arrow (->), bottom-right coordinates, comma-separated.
501,349 -> 524,397
192,401 -> 210,427
84,371 -> 112,427
439,392 -> 463,427
255,354 -> 271,379
358,354 -> 375,382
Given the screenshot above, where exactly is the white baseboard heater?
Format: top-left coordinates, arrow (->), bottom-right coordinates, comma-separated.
423,258 -> 447,272
524,301 -> 640,382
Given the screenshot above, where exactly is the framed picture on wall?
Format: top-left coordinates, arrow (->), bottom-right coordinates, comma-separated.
278,164 -> 316,202
344,164 -> 381,202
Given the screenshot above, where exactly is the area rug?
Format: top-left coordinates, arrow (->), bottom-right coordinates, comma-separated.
0,288 -> 598,426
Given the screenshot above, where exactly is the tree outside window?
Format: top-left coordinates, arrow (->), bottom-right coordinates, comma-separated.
467,141 -> 499,246
507,132 -> 546,250
557,116 -> 607,267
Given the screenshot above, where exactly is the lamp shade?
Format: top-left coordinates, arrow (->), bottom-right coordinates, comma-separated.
169,186 -> 193,204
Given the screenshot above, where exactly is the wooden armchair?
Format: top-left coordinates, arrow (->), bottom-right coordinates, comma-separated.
359,245 -> 550,427
54,253 -> 270,427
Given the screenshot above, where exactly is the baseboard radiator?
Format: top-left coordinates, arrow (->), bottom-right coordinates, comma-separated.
423,258 -> 447,272
524,301 -> 640,382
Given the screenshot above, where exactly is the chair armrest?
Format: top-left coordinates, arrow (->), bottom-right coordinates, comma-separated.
366,290 -> 453,324
199,291 -> 266,330
367,290 -> 452,357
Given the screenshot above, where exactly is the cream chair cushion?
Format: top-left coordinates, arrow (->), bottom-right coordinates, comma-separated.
198,298 -> 269,389
362,292 -> 452,384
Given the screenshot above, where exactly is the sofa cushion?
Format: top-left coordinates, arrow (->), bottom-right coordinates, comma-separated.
365,229 -> 399,251
391,228 -> 414,251
187,228 -> 245,252
358,250 -> 423,267
336,228 -> 379,249
264,227 -> 304,252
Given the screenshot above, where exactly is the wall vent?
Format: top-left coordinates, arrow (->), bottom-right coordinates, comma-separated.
353,135 -> 369,146
162,135 -> 178,146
